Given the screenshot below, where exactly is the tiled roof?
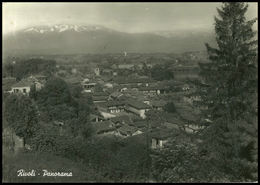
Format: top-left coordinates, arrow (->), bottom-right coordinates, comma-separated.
114,77 -> 155,84
102,69 -> 113,73
150,100 -> 167,107
150,128 -> 175,140
138,84 -> 168,91
176,104 -> 200,122
89,113 -> 105,120
94,91 -> 109,97
150,121 -> 162,129
110,115 -> 132,125
161,112 -> 184,124
28,75 -> 47,82
110,92 -> 123,98
3,77 -> 16,91
179,111 -> 199,122
127,100 -> 151,110
106,100 -> 126,107
12,80 -> 34,88
92,96 -> 108,101
34,74 -> 47,78
92,120 -> 115,134
3,77 -> 16,84
132,120 -> 147,128
171,66 -> 200,71
164,80 -> 184,86
65,79 -> 81,85
163,122 -> 180,130
123,133 -> 146,145
118,125 -> 138,135
117,95 -> 129,101
53,121 -> 64,126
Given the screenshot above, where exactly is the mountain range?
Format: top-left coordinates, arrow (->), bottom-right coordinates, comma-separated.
3,24 -> 216,55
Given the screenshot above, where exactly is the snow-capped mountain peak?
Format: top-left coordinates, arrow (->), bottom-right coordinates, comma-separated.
23,24 -> 106,34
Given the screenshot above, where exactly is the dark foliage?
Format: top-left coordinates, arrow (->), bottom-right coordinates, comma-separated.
151,64 -> 174,81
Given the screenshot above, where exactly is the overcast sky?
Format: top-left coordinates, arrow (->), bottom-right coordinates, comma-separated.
3,2 -> 258,35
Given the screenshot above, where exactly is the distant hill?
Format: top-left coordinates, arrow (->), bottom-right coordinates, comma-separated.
3,24 -> 216,56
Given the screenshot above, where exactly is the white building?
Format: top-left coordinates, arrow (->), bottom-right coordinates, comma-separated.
11,80 -> 33,95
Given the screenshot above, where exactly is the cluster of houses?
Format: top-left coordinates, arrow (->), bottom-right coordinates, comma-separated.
72,65 -> 207,148
3,62 -> 207,151
68,70 -> 209,149
3,75 -> 47,95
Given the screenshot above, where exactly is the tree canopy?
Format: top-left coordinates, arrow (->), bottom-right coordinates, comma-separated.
195,2 -> 258,181
150,64 -> 174,81
4,58 -> 56,80
163,102 -> 177,113
4,94 -> 39,142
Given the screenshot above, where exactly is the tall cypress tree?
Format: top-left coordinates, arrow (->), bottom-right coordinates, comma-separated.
196,2 -> 258,181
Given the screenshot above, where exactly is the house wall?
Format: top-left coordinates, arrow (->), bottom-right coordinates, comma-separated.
11,86 -> 31,95
153,106 -> 163,111
186,124 -> 205,131
127,106 -> 146,119
151,138 -> 157,149
151,138 -> 168,149
133,130 -> 143,136
84,89 -> 92,93
100,111 -> 116,119
108,106 -> 125,113
83,84 -> 96,89
184,127 -> 195,133
161,140 -> 168,148
104,83 -> 113,88
141,89 -> 160,96
114,131 -> 127,138
118,64 -> 134,69
93,100 -> 107,103
144,100 -> 150,105
112,72 -> 118,76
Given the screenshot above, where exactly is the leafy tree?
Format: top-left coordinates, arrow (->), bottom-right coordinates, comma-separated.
37,77 -> 72,107
3,62 -> 14,77
48,104 -> 76,121
12,58 -> 56,80
195,2 -> 258,181
37,77 -> 94,137
70,84 -> 83,99
151,140 -> 232,183
81,124 -> 94,139
163,102 -> 177,113
94,84 -> 104,92
118,69 -> 133,76
29,123 -> 60,153
151,64 -> 174,81
29,84 -> 37,100
69,96 -> 92,137
4,94 -> 39,144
